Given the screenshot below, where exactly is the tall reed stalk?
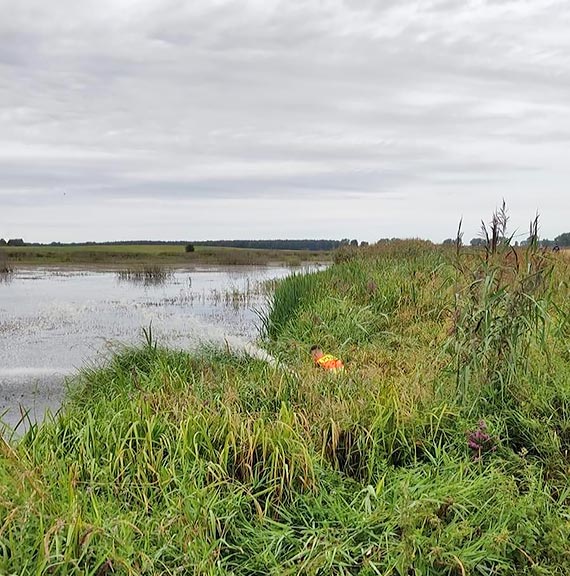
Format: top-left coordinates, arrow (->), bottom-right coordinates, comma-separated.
448,203 -> 554,405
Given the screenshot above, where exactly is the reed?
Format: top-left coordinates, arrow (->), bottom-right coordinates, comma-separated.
0,249 -> 13,279
447,205 -> 557,405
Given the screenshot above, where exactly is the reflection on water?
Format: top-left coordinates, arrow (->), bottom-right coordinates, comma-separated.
0,272 -> 13,285
0,265 -> 325,433
0,369 -> 66,437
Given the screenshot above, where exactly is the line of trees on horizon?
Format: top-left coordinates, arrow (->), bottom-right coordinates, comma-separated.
441,233 -> 570,248
0,238 -> 362,251
191,239 -> 361,250
4,234 -> 570,250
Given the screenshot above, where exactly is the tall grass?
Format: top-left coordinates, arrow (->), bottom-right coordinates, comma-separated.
257,271 -> 326,340
2,215 -> 570,573
446,209 -> 569,402
447,206 -> 556,404
0,249 -> 13,281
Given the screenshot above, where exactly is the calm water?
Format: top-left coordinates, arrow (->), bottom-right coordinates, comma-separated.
0,265 -> 314,432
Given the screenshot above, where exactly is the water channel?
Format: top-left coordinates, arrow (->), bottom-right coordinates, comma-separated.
0,265 -> 317,433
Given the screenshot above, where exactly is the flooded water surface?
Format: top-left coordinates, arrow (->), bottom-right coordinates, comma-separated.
0,266 -> 308,432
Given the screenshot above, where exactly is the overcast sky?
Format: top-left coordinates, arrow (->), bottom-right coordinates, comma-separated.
1,0 -> 569,243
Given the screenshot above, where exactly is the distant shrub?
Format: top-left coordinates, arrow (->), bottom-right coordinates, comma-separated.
333,245 -> 358,264
185,244 -> 195,253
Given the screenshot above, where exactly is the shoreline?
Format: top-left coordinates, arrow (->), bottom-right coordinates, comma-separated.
0,265 -> 291,435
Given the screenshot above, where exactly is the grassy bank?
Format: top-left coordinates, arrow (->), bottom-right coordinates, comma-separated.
2,244 -> 329,268
2,229 -> 570,573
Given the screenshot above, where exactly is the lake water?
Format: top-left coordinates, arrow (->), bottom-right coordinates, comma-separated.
0,265 -> 315,433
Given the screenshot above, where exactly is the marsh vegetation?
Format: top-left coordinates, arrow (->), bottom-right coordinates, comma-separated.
0,250 -> 13,282
2,244 -> 330,268
116,266 -> 174,286
1,210 -> 570,574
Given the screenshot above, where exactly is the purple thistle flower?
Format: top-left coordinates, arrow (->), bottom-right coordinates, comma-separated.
466,419 -> 497,461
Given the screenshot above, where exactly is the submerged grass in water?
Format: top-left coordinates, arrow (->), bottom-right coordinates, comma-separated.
0,250 -> 13,281
116,265 -> 173,286
2,214 -> 570,574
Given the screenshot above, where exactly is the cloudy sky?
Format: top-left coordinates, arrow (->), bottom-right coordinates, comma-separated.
1,0 -> 569,243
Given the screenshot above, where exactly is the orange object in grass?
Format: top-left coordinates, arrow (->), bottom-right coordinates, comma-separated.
310,346 -> 344,372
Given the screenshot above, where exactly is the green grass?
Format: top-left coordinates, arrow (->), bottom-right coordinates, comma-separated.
2,219 -> 570,574
2,245 -> 330,267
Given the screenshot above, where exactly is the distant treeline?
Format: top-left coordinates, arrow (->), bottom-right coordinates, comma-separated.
441,232 -> 570,248
21,240 -> 190,247
3,239 -> 347,251
8,234 -> 570,250
192,239 -> 346,251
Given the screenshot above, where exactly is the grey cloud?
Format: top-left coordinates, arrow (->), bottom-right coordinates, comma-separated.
510,130 -> 570,145
1,0 -> 569,241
